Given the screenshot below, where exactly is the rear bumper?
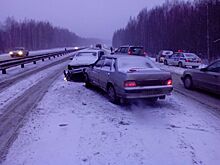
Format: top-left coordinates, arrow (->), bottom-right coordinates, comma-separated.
184,62 -> 201,67
119,85 -> 173,99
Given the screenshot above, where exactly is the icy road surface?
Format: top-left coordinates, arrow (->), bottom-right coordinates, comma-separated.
3,76 -> 220,165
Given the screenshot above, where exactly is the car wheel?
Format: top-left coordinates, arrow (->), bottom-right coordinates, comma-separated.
178,62 -> 183,67
184,76 -> 193,89
84,74 -> 92,88
164,60 -> 168,65
107,85 -> 119,104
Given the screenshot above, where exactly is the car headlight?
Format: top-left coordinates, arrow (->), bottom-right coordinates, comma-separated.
9,51 -> 13,55
18,51 -> 23,55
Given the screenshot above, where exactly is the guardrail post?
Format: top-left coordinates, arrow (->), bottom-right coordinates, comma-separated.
42,58 -> 44,62
48,57 -> 51,60
33,61 -> 36,64
53,56 -> 55,58
21,64 -> 24,68
2,69 -> 6,74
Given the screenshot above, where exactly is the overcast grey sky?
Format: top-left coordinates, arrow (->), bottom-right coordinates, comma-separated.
0,0 -> 165,40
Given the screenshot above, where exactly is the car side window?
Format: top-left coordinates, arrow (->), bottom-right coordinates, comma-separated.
102,58 -> 112,71
94,59 -> 104,68
99,51 -> 105,58
207,61 -> 220,73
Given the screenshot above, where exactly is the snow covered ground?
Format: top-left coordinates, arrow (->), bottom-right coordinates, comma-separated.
2,75 -> 220,165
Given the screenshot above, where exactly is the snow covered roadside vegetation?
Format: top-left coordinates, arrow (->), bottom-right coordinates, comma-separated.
3,76 -> 220,165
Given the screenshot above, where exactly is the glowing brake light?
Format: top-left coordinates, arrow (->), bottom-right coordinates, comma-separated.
124,81 -> 137,87
185,59 -> 190,62
128,49 -> 132,55
167,79 -> 172,85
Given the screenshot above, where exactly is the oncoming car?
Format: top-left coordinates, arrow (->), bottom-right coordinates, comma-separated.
164,52 -> 201,68
64,49 -> 105,81
84,55 -> 173,104
9,47 -> 29,57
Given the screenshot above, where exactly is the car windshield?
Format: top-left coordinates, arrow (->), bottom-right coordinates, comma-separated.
75,52 -> 97,58
117,56 -> 156,71
184,53 -> 198,58
14,47 -> 24,50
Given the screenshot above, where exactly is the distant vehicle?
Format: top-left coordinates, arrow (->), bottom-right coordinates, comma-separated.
84,55 -> 173,104
164,52 -> 201,68
156,50 -> 173,63
9,47 -> 29,57
114,45 -> 147,56
64,49 -> 105,81
96,44 -> 102,49
181,59 -> 220,95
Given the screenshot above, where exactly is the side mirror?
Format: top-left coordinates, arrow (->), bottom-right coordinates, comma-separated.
200,68 -> 207,72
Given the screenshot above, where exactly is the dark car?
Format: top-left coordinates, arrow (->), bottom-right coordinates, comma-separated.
9,47 -> 29,57
114,45 -> 146,56
84,55 -> 173,104
181,59 -> 220,95
64,49 -> 105,81
95,44 -> 102,49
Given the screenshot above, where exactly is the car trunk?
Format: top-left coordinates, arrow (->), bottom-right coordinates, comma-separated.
125,69 -> 171,86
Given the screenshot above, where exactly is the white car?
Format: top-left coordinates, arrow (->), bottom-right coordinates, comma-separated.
164,52 -> 201,68
9,47 -> 29,57
64,49 -> 106,81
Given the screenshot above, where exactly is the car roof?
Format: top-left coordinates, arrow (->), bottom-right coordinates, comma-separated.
102,54 -> 148,60
77,48 -> 102,53
120,45 -> 143,48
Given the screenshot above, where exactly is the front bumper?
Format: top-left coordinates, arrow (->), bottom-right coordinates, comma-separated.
120,85 -> 173,99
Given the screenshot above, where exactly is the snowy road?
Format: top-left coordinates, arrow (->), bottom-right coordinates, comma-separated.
1,71 -> 220,164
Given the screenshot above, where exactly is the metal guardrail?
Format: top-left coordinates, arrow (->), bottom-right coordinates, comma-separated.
0,49 -> 77,74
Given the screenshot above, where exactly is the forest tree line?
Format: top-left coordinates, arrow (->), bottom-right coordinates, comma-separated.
0,17 -> 96,53
112,0 -> 220,61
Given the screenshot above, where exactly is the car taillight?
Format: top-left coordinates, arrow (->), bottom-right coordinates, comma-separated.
167,79 -> 172,85
124,81 -> 137,87
185,59 -> 190,62
128,49 -> 132,55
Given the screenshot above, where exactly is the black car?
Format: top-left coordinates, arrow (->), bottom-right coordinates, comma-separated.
181,59 -> 220,95
114,45 -> 146,56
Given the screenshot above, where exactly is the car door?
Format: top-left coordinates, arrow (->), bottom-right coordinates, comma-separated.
168,54 -> 176,65
98,58 -> 114,90
198,61 -> 220,93
89,58 -> 104,85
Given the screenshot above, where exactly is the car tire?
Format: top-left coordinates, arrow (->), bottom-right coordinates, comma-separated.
178,62 -> 183,68
184,76 -> 193,90
164,60 -> 168,65
107,85 -> 119,104
84,74 -> 92,88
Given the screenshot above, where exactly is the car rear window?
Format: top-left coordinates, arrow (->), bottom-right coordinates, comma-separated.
184,53 -> 198,58
76,52 -> 97,57
129,47 -> 144,55
117,56 -> 156,71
